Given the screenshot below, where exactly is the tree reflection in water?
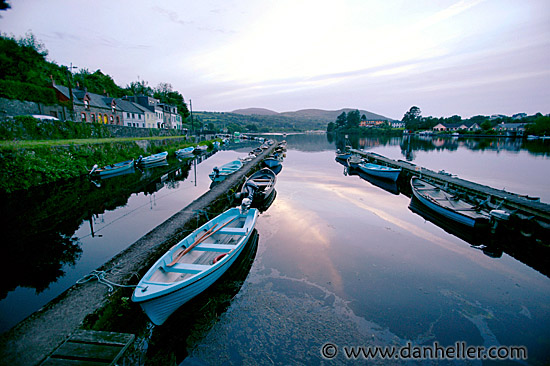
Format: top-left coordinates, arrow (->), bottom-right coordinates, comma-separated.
0,158 -> 193,300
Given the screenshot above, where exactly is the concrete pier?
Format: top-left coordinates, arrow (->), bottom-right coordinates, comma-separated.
352,149 -> 550,222
0,143 -> 278,366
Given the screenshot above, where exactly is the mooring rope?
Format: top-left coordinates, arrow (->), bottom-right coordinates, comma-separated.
76,268 -> 140,293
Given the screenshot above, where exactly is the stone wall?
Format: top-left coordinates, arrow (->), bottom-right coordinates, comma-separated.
0,97 -> 69,119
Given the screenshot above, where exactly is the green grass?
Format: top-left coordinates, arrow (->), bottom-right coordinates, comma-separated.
0,135 -> 190,148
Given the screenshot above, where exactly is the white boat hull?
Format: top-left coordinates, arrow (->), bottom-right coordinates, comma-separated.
133,207 -> 258,325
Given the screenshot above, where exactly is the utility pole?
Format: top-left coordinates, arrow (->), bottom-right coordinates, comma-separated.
66,63 -> 77,121
190,99 -> 194,137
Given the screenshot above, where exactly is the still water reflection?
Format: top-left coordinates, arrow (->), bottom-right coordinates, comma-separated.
2,134 -> 549,365
175,134 -> 549,365
0,148 -> 251,333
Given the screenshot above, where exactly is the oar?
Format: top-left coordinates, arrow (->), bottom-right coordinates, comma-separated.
168,215 -> 239,266
168,223 -> 218,266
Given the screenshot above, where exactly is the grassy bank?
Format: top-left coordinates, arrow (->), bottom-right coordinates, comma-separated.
0,137 -> 211,194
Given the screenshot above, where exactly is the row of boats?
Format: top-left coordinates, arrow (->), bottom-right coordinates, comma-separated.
132,141 -> 285,325
88,143 -> 221,178
339,152 -> 505,229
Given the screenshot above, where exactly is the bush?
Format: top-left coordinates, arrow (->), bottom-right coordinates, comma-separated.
0,79 -> 56,104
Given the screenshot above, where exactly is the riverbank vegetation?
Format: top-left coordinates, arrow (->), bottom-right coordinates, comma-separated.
326,109 -> 402,136
401,106 -> 548,135
0,129 -> 205,193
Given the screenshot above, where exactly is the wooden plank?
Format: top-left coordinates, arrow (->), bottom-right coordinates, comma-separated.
51,341 -> 121,361
167,263 -> 210,272
194,243 -> 237,251
40,330 -> 134,366
217,227 -> 247,235
70,330 -> 134,345
41,358 -> 108,365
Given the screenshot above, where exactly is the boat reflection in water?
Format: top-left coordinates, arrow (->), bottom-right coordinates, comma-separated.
141,229 -> 260,364
409,196 -> 550,278
345,167 -> 400,195
336,158 -> 400,195
408,196 -> 491,250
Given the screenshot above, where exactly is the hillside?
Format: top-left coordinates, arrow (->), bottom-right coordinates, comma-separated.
281,108 -> 394,122
231,108 -> 279,116
232,108 -> 394,122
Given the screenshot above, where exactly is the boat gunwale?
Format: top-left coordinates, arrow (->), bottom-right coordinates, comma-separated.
410,177 -> 489,226
132,208 -> 257,302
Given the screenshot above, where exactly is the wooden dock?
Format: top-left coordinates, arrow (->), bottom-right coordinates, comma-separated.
351,149 -> 550,222
40,330 -> 134,365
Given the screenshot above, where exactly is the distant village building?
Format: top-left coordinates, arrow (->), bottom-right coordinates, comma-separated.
493,122 -> 528,136
359,120 -> 387,127
432,122 -> 481,132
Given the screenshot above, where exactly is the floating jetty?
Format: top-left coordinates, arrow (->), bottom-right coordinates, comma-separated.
351,149 -> 550,223
0,143 -> 279,366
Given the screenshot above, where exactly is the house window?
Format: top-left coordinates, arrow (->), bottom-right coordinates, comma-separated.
103,114 -> 108,124
84,100 -> 89,110
91,114 -> 96,122
116,116 -> 120,124
127,112 -> 130,118
112,104 -> 115,113
110,115 -> 114,123
81,113 -> 87,122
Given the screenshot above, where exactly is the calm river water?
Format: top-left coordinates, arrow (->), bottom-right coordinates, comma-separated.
1,134 -> 549,365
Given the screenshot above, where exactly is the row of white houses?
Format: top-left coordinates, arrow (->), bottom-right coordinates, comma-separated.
51,82 -> 184,129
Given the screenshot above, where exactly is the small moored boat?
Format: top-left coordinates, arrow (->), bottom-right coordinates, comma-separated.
209,160 -> 243,182
137,151 -> 168,166
89,159 -> 134,177
175,146 -> 195,158
410,177 -> 490,228
194,145 -> 208,154
132,206 -> 259,325
335,147 -> 352,160
347,155 -> 363,169
262,152 -> 282,168
237,167 -> 277,205
358,162 -> 401,181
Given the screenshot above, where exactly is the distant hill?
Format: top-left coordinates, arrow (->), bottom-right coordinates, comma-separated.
231,108 -> 279,116
196,107 -> 393,133
232,108 -> 394,122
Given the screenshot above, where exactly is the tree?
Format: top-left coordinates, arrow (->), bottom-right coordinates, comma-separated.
335,111 -> 347,128
480,121 -> 492,131
153,83 -> 190,119
525,115 -> 550,136
1,0 -> 10,11
402,106 -> 422,130
126,80 -> 153,97
346,110 -> 361,128
72,69 -> 125,97
246,123 -> 258,132
326,121 -> 335,133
